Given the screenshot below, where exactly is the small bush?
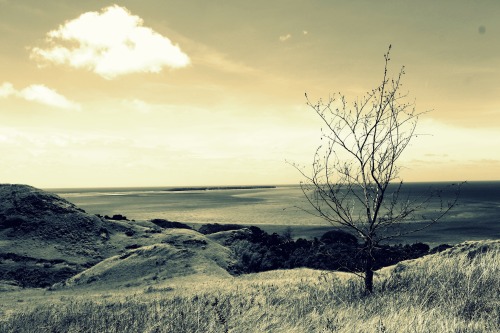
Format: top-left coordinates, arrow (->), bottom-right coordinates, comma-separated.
429,244 -> 452,254
198,223 -> 247,235
150,219 -> 192,230
320,230 -> 358,245
104,214 -> 128,221
124,229 -> 135,237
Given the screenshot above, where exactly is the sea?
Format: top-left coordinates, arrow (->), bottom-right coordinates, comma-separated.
50,182 -> 500,247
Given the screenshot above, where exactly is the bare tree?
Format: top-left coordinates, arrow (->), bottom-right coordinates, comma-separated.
293,46 -> 460,293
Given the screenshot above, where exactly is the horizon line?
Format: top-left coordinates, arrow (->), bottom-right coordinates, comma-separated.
38,179 -> 500,191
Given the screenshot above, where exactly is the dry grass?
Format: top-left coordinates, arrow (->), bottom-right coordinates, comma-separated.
1,241 -> 498,333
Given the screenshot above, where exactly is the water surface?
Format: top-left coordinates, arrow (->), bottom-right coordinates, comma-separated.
51,182 -> 500,247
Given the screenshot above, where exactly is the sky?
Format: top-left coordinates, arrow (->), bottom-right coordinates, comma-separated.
0,0 -> 499,188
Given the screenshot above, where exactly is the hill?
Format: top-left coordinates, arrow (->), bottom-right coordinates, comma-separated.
0,184 -> 115,287
59,229 -> 235,289
0,184 -> 108,255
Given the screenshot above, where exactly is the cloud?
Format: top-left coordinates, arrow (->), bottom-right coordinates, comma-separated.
20,85 -> 81,110
30,5 -> 190,79
0,82 -> 81,110
0,82 -> 16,98
279,34 -> 292,42
303,30 -> 308,35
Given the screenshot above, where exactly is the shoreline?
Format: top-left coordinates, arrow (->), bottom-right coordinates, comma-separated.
185,222 -> 499,248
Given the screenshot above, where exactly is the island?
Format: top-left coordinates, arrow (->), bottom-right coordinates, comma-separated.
164,185 -> 277,192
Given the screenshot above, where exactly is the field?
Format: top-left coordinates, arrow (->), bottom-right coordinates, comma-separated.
1,240 -> 498,333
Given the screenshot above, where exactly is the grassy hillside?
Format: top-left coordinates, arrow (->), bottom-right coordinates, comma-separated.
0,184 -> 114,288
0,184 -> 108,262
58,229 -> 235,289
1,240 -> 498,332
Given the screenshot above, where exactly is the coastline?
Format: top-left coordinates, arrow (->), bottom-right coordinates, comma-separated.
187,221 -> 500,248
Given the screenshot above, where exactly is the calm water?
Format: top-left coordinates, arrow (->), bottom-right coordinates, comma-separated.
51,182 -> 500,246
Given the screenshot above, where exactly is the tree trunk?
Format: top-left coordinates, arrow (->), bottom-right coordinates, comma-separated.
364,246 -> 374,293
364,263 -> 374,293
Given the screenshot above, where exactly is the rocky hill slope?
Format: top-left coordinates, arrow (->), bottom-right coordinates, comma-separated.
0,184 -> 116,287
0,184 -> 113,250
0,184 -> 235,288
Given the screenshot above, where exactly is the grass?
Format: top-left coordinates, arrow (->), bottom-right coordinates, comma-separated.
0,240 -> 498,332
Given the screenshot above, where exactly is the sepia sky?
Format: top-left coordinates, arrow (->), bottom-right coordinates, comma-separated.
0,0 -> 499,188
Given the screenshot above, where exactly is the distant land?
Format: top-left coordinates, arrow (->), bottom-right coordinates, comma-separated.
165,185 -> 277,192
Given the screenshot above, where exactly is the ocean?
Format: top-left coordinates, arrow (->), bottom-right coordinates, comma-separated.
51,182 -> 500,247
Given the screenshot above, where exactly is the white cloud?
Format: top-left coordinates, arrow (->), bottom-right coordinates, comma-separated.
0,82 -> 81,110
0,82 -> 16,98
279,34 -> 292,42
20,85 -> 81,110
30,5 -> 190,79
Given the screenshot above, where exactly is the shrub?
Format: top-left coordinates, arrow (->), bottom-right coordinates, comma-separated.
150,219 -> 192,230
104,214 -> 128,221
124,229 -> 135,237
320,230 -> 358,245
227,227 -> 431,274
430,244 -> 453,254
198,223 -> 247,235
